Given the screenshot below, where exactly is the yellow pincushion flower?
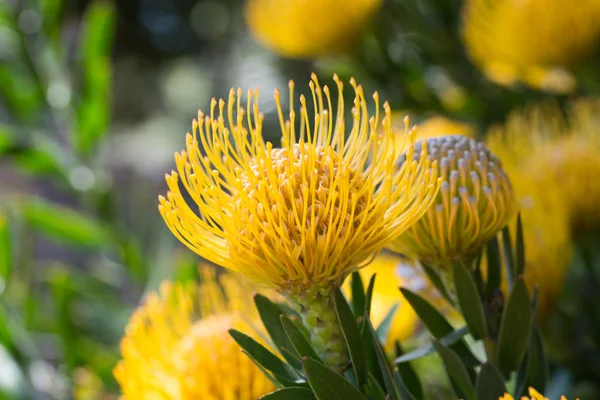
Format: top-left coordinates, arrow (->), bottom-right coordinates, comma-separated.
415,116 -> 475,141
461,0 -> 600,92
114,267 -> 274,399
245,0 -> 383,58
158,74 -> 440,370
388,135 -> 516,267
500,387 -> 578,400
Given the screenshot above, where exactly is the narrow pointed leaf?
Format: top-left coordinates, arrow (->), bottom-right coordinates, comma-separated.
452,261 -> 487,340
400,288 -> 480,367
364,274 -> 376,318
333,287 -> 367,386
255,294 -> 302,370
476,363 -> 507,400
281,315 -> 321,362
501,225 -> 515,289
376,303 -> 399,344
260,387 -> 316,400
485,236 -> 502,296
351,271 -> 366,318
515,327 -> 547,396
394,326 -> 469,364
394,342 -> 423,400
367,373 -> 387,400
497,278 -> 533,374
433,341 -> 476,400
368,319 -> 402,400
303,357 -> 367,400
229,329 -> 299,383
421,262 -> 454,305
394,370 -> 417,400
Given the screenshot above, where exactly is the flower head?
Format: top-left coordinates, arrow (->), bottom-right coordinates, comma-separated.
245,0 -> 383,58
500,387 -> 578,400
114,267 -> 274,399
388,135 -> 516,266
159,74 -> 440,292
461,0 -> 600,92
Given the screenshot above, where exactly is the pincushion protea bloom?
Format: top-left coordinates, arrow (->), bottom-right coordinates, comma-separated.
245,0 -> 382,59
114,267 -> 274,399
461,0 -> 600,92
500,387 -> 578,400
388,135 -> 516,267
159,74 -> 440,370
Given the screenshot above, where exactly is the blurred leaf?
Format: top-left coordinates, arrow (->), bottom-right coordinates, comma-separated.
452,261 -> 487,340
476,363 -> 507,400
515,214 -> 525,277
50,267 -> 78,371
24,199 -> 111,248
421,262 -> 454,305
400,288 -> 480,367
260,387 -> 316,400
433,341 -> 476,400
333,287 -> 367,386
394,326 -> 469,364
39,0 -> 64,32
0,64 -> 42,119
376,303 -> 398,344
485,236 -> 502,297
497,278 -> 532,374
515,327 -> 547,397
80,1 -> 116,63
394,342 -> 423,400
351,271 -> 365,318
501,225 -> 515,289
0,125 -> 16,154
254,294 -> 303,370
229,329 -> 299,386
281,315 -> 321,362
0,215 -> 11,281
303,357 -> 366,400
364,274 -> 376,318
367,373 -> 387,400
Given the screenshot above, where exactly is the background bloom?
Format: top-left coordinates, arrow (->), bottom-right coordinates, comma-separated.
461,0 -> 600,92
245,0 -> 383,58
114,267 -> 274,399
501,387 -> 577,400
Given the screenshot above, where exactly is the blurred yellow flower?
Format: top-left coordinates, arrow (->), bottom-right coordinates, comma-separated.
114,267 -> 274,399
415,116 -> 475,141
461,0 -> 600,92
245,0 -> 383,58
488,99 -> 600,230
500,387 -> 578,400
388,135 -> 516,268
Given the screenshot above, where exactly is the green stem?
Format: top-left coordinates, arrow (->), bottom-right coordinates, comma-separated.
287,288 -> 349,372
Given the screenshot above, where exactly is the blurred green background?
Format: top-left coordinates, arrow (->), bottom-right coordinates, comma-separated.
1,0 -> 600,398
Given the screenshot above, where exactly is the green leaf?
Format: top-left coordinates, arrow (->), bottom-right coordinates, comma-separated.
515,327 -> 547,396
497,278 -> 532,374
400,288 -> 480,367
452,261 -> 487,340
303,357 -> 367,400
351,271 -> 365,318
421,262 -> 454,305
368,319 -> 401,400
515,213 -> 525,276
393,370 -> 417,400
254,294 -> 303,370
367,373 -> 387,400
229,329 -> 299,385
476,363 -> 507,400
333,287 -> 367,386
394,326 -> 469,364
24,200 -> 110,248
433,341 -> 476,400
260,387 -> 316,400
364,274 -> 376,318
281,315 -> 321,362
376,303 -> 399,344
394,342 -> 423,400
0,215 -> 11,281
485,236 -> 502,297
501,225 -> 515,289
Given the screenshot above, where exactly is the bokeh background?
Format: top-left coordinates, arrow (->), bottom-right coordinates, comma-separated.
1,0 -> 600,398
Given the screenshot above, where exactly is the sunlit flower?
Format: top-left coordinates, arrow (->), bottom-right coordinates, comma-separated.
414,116 -> 475,141
245,0 -> 383,58
487,99 -> 600,230
158,74 -> 440,370
500,387 -> 578,400
114,267 -> 274,399
461,0 -> 600,92
388,135 -> 516,267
